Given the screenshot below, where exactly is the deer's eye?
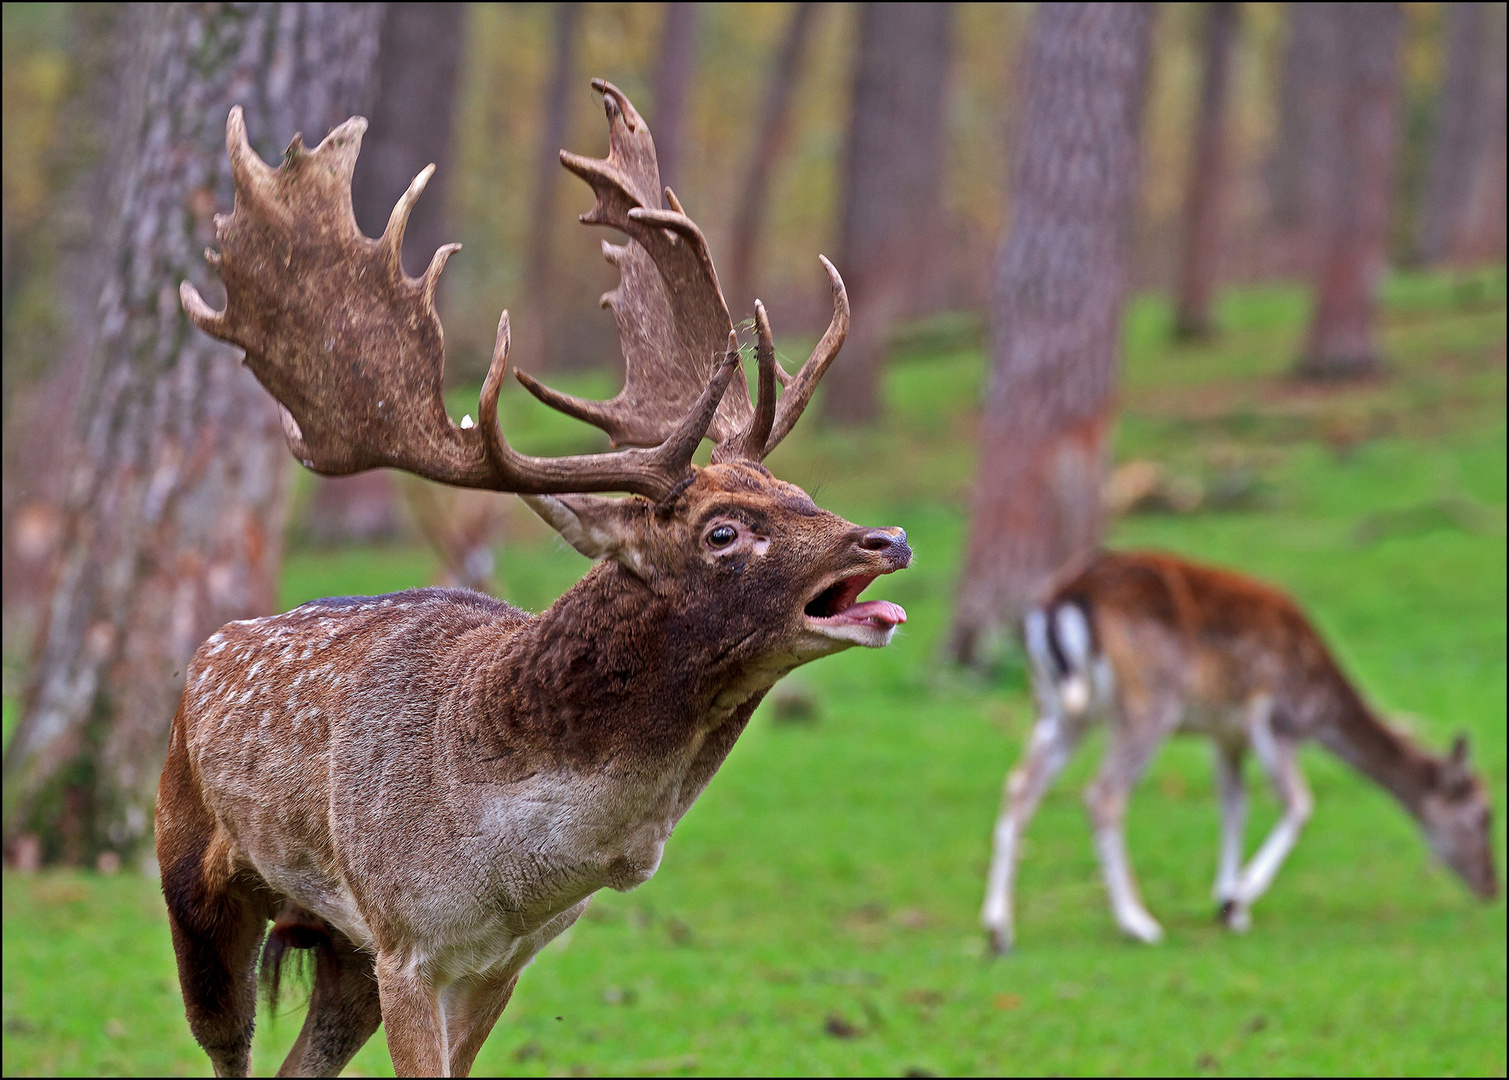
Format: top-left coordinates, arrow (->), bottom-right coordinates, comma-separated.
707,524 -> 737,549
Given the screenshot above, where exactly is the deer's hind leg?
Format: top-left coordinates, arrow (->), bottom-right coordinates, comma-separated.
1084,692 -> 1181,944
275,928 -> 383,1078
157,729 -> 267,1077
445,970 -> 520,1076
982,711 -> 1085,954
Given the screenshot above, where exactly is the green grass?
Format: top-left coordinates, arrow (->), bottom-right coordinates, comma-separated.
5,267 -> 1506,1076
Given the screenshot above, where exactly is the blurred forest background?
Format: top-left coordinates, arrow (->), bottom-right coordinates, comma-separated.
0,3 -> 1505,1074
3,0 -> 1506,873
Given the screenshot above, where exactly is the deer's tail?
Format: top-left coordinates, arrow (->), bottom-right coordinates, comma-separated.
258,905 -> 334,1011
1024,599 -> 1097,717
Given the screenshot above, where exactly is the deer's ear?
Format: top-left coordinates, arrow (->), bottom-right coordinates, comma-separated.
1449,733 -> 1470,767
521,494 -> 654,577
1441,733 -> 1476,797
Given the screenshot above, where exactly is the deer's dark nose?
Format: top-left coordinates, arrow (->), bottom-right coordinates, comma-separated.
857,527 -> 911,566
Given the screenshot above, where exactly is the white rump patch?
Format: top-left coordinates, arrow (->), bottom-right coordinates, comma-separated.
1054,604 -> 1091,669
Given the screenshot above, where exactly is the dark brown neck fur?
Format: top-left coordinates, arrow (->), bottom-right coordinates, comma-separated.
451,563 -> 766,778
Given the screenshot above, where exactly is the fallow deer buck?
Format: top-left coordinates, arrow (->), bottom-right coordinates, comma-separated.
161,81 -> 911,1077
982,550 -> 1497,954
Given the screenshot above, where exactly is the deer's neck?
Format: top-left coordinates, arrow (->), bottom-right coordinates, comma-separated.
461,562 -> 766,773
1312,663 -> 1440,818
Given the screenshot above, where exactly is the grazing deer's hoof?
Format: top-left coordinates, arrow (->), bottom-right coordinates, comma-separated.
1218,899 -> 1251,933
986,928 -> 1013,957
1118,911 -> 1164,944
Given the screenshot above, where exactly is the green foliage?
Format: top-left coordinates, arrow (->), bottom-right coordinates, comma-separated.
4,269 -> 1505,1075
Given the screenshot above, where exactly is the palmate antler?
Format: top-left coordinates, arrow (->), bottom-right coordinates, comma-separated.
181,81 -> 846,501
521,80 -> 849,464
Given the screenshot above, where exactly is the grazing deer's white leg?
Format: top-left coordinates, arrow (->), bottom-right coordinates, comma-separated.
1085,697 -> 1179,944
1231,712 -> 1312,921
1212,741 -> 1248,923
982,711 -> 1084,954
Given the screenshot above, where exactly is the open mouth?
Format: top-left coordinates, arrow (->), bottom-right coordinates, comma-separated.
803,572 -> 907,632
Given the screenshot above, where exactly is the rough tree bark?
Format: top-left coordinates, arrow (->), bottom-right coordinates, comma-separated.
350,2 -> 465,273
1174,2 -> 1238,340
2,2 -> 382,866
821,2 -> 953,427
724,2 -> 820,320
3,6 -> 122,666
652,2 -> 700,199
1297,3 -> 1404,380
1420,2 -> 1508,267
1267,4 -> 1322,230
313,2 -> 467,549
521,2 -> 583,371
1265,3 -> 1332,274
948,3 -> 1154,665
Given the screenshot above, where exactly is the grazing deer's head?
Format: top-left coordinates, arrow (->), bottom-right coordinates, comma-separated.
1420,736 -> 1497,899
179,78 -> 910,673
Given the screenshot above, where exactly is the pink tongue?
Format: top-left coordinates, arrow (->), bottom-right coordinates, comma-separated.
841,599 -> 907,626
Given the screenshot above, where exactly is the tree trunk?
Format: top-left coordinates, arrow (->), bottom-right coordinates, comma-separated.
2,2 -> 382,866
3,6 -> 122,667
1420,2 -> 1508,267
1458,5 -> 1508,264
350,2 -> 465,274
1267,4 -> 1322,229
724,2 -> 819,321
652,2 -> 700,199
949,3 -> 1154,665
1264,3 -> 1332,274
1174,2 -> 1238,340
821,2 -> 954,427
521,2 -> 583,372
1297,3 -> 1403,380
315,2 -> 466,548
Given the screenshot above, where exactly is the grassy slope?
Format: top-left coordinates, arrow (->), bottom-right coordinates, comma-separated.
3,269 -> 1505,1076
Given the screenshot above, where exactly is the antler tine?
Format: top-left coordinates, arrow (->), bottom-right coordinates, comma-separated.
476,311 -> 738,498
763,255 -> 850,453
511,362 -> 621,436
383,163 -> 437,278
714,303 -> 777,463
182,107 -> 737,503
225,105 -> 281,204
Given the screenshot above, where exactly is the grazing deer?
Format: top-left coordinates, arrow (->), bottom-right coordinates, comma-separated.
160,81 -> 910,1077
982,549 -> 1497,953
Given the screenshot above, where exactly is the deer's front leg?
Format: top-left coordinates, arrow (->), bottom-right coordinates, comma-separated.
1212,740 -> 1249,930
445,971 -> 518,1077
1084,696 -> 1178,944
982,712 -> 1083,954
1229,719 -> 1312,922
376,952 -> 449,1076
